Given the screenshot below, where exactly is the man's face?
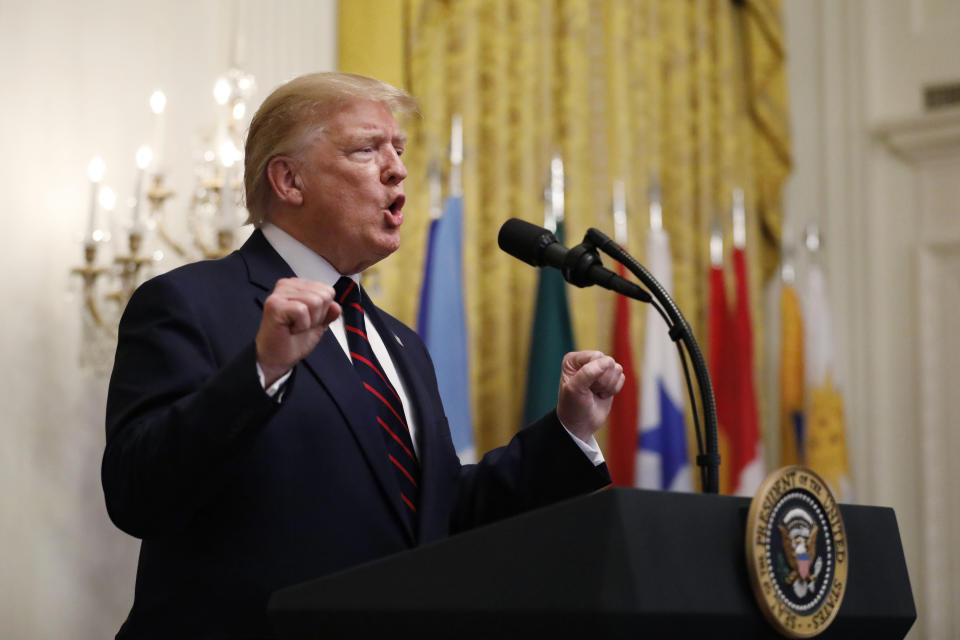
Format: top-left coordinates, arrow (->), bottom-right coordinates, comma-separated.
294,99 -> 408,274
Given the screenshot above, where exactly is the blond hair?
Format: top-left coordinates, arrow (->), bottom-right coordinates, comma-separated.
243,72 -> 419,225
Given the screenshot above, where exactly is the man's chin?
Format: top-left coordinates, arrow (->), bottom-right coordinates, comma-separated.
351,238 -> 401,273
380,231 -> 402,255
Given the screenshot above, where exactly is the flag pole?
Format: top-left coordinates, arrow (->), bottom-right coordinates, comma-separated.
449,114 -> 463,198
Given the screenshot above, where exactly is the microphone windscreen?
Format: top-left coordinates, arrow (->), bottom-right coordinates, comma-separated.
497,218 -> 557,267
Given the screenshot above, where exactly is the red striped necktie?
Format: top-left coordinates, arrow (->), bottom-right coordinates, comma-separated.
334,277 -> 420,529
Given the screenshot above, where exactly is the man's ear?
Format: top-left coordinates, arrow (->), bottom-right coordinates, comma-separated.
265,155 -> 304,206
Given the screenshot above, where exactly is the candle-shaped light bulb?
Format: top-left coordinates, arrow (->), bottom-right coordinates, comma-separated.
99,186 -> 116,212
149,90 -> 166,115
132,145 -> 153,226
87,155 -> 105,183
136,145 -> 153,170
218,140 -> 239,229
91,186 -> 115,243
86,156 -> 105,243
220,139 -> 239,168
232,101 -> 246,121
237,74 -> 254,93
149,90 -> 166,172
213,77 -> 231,106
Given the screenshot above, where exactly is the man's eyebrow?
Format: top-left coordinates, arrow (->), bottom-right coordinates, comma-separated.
344,129 -> 406,147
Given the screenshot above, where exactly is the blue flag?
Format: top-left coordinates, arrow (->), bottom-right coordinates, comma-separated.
417,196 -> 475,462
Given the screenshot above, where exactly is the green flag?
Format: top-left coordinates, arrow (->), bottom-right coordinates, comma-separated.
522,222 -> 575,425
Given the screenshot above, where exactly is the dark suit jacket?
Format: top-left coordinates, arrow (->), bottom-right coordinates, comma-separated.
102,229 -> 610,639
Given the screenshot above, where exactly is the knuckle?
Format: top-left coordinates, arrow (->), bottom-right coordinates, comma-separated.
264,295 -> 285,312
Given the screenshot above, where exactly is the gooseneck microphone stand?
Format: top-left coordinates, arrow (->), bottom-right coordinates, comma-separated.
576,227 -> 721,494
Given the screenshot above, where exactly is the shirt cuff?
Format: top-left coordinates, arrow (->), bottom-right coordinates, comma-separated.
256,362 -> 292,401
558,419 -> 606,467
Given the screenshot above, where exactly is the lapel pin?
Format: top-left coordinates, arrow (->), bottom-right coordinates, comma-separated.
394,334 -> 403,347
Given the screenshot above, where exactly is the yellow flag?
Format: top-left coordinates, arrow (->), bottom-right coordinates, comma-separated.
802,264 -> 853,500
779,283 -> 804,466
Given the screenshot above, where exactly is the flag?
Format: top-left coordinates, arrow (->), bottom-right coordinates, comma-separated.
729,247 -> 764,495
416,218 -> 439,335
802,263 -> 853,500
779,281 -> 805,466
637,227 -> 691,491
522,221 -> 575,426
708,260 -> 735,494
606,262 -> 639,486
417,195 -> 475,462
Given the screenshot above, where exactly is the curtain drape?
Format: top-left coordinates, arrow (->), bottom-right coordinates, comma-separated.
339,0 -> 791,479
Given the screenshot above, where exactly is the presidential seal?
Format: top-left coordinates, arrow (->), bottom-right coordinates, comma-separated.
746,466 -> 848,638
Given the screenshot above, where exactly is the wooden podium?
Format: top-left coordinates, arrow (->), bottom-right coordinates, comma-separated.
269,488 -> 915,639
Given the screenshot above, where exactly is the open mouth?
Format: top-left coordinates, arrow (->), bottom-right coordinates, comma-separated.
385,194 -> 405,224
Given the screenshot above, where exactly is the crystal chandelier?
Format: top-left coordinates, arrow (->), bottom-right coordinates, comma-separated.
72,68 -> 256,374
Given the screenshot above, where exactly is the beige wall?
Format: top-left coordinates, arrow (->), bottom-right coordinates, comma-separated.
0,1 -> 337,637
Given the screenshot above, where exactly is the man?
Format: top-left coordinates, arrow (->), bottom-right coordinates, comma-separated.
103,72 -> 624,639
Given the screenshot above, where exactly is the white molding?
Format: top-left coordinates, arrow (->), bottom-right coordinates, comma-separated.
871,107 -> 960,162
917,244 -> 960,638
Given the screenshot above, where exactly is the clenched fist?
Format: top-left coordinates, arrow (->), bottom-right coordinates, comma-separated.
256,278 -> 342,386
556,350 -> 625,442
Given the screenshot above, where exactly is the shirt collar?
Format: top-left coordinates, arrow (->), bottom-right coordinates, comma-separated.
260,222 -> 360,288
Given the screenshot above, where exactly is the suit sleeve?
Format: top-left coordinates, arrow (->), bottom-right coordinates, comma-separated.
102,275 -> 281,539
450,410 -> 611,532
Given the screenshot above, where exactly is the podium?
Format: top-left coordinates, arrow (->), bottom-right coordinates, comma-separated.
268,488 -> 915,638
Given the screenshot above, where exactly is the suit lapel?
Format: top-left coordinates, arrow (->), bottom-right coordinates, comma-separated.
240,231 -> 415,544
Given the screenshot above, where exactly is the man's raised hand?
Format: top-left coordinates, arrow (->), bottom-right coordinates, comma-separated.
556,350 -> 625,442
256,278 -> 341,386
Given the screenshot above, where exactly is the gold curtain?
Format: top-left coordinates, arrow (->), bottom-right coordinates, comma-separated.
339,0 -> 791,468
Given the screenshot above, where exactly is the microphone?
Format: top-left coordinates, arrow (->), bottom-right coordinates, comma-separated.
497,218 -> 651,302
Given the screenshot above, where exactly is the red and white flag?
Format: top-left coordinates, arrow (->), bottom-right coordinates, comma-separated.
729,246 -> 764,495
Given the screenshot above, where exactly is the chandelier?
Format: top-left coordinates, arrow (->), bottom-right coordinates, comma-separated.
72,68 -> 256,374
